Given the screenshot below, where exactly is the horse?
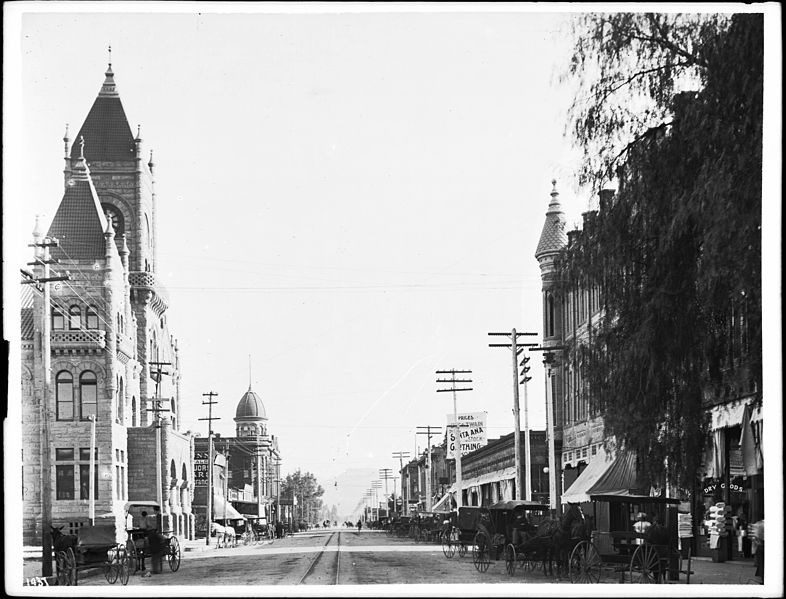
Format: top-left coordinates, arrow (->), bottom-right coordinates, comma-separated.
50,525 -> 78,554
534,503 -> 593,578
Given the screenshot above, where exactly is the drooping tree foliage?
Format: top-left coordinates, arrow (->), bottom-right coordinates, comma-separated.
559,13 -> 763,490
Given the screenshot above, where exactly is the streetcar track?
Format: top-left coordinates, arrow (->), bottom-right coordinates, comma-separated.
296,530 -> 341,585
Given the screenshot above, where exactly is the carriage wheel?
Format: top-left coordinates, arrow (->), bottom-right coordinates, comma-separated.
458,541 -> 467,558
125,539 -> 139,573
55,551 -> 69,586
104,548 -> 120,584
569,540 -> 602,584
64,547 -> 77,586
118,546 -> 131,586
168,537 -> 181,572
505,544 -> 517,576
630,544 -> 662,583
442,533 -> 455,558
472,532 -> 491,573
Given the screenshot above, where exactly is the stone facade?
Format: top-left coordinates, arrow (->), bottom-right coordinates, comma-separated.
21,61 -> 194,545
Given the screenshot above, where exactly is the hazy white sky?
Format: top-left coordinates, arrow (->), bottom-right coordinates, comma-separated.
5,3 -> 780,516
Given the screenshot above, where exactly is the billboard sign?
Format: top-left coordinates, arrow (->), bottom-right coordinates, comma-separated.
194,450 -> 209,487
447,412 -> 488,458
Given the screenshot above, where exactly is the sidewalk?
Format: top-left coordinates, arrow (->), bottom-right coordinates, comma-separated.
687,556 -> 762,585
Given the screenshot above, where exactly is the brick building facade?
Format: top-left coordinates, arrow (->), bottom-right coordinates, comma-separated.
21,59 -> 194,545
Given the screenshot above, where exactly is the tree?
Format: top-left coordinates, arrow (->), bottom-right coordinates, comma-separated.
559,13 -> 763,490
282,469 -> 324,524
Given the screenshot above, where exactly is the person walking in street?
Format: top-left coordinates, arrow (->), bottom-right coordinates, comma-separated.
356,519 -> 362,533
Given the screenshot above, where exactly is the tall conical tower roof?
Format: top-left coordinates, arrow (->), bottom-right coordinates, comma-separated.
71,52 -> 136,163
48,137 -> 109,261
534,179 -> 568,259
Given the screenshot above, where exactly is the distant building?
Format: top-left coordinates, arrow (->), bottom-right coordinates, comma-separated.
192,385 -> 281,532
21,59 -> 194,544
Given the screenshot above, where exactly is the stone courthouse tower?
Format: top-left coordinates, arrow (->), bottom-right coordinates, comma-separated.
21,57 -> 194,544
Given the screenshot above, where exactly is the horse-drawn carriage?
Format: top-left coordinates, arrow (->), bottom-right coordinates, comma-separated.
442,506 -> 488,563
566,493 -> 688,584
52,523 -> 130,586
124,501 -> 181,575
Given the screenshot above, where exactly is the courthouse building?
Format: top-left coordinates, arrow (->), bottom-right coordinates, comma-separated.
21,59 -> 195,544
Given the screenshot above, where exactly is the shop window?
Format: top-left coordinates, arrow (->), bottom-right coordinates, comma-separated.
56,465 -> 75,500
56,448 -> 75,461
68,305 -> 82,330
86,306 -> 99,329
56,371 -> 74,420
80,371 -> 97,420
52,308 -> 65,330
79,448 -> 98,461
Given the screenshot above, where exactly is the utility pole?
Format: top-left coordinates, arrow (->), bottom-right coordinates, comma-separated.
529,346 -> 564,516
436,370 -> 472,509
416,426 -> 442,511
89,415 -> 97,524
371,480 -> 382,521
22,231 -> 70,577
274,458 -> 282,527
379,468 -> 393,514
199,392 -> 219,545
392,451 -> 410,515
489,330 -> 538,501
146,361 -> 171,530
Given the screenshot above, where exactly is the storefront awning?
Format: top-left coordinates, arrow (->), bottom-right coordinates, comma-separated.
561,447 -> 640,504
710,397 -> 759,430
431,493 -> 453,513
212,492 -> 245,520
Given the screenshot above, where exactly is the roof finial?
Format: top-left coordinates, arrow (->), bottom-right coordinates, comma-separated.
79,135 -> 85,159
137,124 -> 141,139
551,179 -> 558,196
63,123 -> 70,142
108,44 -> 112,69
32,214 -> 43,239
248,355 -> 252,390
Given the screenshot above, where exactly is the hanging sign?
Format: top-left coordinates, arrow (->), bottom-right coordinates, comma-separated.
446,412 -> 488,458
194,451 -> 209,487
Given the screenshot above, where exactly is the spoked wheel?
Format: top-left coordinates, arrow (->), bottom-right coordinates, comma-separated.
630,543 -> 662,583
55,550 -> 69,586
118,546 -> 131,585
167,536 -> 181,572
125,539 -> 139,574
442,532 -> 456,558
569,540 -> 602,583
472,532 -> 491,573
64,547 -> 77,586
505,544 -> 517,576
104,547 -> 119,584
458,541 -> 467,558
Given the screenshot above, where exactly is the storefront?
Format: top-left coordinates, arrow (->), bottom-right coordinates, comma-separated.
695,398 -> 763,560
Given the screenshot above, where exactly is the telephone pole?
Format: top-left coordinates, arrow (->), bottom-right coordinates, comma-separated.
436,370 -> 472,509
416,426 -> 442,511
21,230 -> 70,576
199,392 -> 219,545
371,480 -> 382,521
146,361 -> 171,530
489,330 -> 538,501
379,468 -> 393,514
392,451 -> 410,515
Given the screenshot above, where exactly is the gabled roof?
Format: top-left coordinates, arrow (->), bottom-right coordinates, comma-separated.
48,152 -> 108,261
535,180 -> 568,259
71,65 -> 136,163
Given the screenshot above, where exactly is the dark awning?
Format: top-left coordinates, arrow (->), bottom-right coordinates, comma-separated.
561,447 -> 643,504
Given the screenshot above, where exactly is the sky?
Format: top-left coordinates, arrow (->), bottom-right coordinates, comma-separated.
4,2 -> 781,521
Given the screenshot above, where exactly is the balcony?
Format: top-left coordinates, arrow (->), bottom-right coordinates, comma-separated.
51,329 -> 106,351
129,271 -> 169,313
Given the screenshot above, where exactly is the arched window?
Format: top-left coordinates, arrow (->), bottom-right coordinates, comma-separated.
86,306 -> 99,329
52,308 -> 65,330
131,396 -> 137,427
145,214 -> 151,248
56,371 -> 74,420
80,371 -> 97,420
117,376 -> 124,423
69,305 -> 82,330
170,460 -> 177,484
182,463 -> 188,483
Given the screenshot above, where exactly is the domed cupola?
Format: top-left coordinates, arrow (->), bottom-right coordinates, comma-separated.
235,386 -> 267,421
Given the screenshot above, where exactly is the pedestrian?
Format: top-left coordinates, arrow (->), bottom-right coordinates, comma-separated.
735,509 -> 749,557
751,519 -> 764,578
356,519 -> 362,532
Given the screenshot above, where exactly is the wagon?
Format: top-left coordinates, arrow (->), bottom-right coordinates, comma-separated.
53,523 -> 130,586
442,506 -> 490,567
488,500 -> 552,578
413,512 -> 444,544
124,501 -> 181,575
567,493 -> 689,584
